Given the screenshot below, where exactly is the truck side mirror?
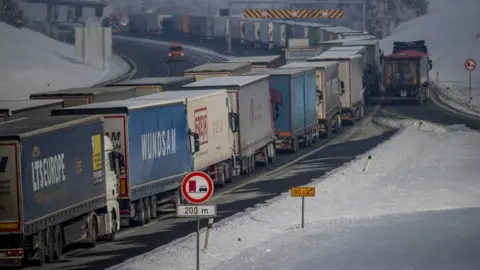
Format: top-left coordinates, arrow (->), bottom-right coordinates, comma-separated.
229,112 -> 239,132
193,133 -> 200,153
428,60 -> 433,70
340,89 -> 345,95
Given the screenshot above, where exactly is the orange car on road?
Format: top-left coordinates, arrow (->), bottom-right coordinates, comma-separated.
168,43 -> 184,61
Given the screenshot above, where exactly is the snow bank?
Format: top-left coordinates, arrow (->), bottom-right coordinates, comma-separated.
379,0 -> 480,110
109,119 -> 480,270
0,22 -> 130,100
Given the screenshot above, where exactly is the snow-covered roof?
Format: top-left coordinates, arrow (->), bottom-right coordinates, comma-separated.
111,76 -> 195,86
228,55 -> 281,64
30,86 -> 135,97
322,26 -> 359,33
280,61 -> 338,70
329,46 -> 366,52
182,75 -> 268,88
342,34 -> 376,40
51,99 -> 183,115
247,67 -> 314,76
309,50 -> 360,60
184,62 -> 251,73
0,99 -> 63,113
129,89 -> 225,101
0,115 -> 101,139
341,39 -> 379,46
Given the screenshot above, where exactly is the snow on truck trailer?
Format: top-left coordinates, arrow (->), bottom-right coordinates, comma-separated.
108,76 -> 196,96
228,55 -> 285,71
181,76 -> 275,174
184,62 -> 252,81
280,61 -> 342,137
0,99 -> 63,122
308,52 -> 365,124
29,86 -> 137,108
130,90 -> 236,187
0,115 -> 120,266
246,68 -> 319,152
51,99 -> 197,227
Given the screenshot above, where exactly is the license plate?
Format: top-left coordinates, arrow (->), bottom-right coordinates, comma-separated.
401,91 -> 407,97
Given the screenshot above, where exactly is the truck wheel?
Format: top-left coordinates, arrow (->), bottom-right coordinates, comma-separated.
251,155 -> 256,172
292,137 -> 299,153
36,231 -> 47,266
46,228 -> 55,262
263,149 -> 269,166
350,110 -> 357,125
150,196 -> 157,219
89,217 -> 97,248
143,198 -> 152,224
336,114 -> 342,132
54,225 -> 63,260
358,106 -> 364,120
306,133 -> 312,147
269,144 -> 277,164
105,210 -> 117,242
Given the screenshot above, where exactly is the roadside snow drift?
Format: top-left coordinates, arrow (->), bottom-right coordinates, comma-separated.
379,0 -> 480,104
0,22 -> 129,100
109,120 -> 480,270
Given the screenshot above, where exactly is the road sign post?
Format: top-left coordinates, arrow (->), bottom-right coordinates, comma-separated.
465,59 -> 476,107
290,187 -> 315,228
178,171 -> 216,270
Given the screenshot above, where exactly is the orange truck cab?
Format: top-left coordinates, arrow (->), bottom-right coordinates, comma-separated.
168,43 -> 184,60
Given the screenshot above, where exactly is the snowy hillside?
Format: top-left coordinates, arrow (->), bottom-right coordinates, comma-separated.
380,0 -> 480,107
0,22 -> 129,100
108,119 -> 480,270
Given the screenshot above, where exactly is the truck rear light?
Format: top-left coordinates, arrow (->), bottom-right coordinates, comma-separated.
120,177 -> 128,197
7,249 -> 23,257
120,209 -> 130,215
279,131 -> 291,137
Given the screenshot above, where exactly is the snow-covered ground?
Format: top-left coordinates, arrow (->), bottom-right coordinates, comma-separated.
108,118 -> 480,270
379,0 -> 480,110
0,22 -> 130,100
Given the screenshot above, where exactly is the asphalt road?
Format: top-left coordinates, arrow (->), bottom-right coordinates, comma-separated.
19,37 -> 480,270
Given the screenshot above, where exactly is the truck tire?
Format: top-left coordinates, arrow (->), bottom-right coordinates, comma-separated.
292,137 -> 299,153
36,231 -> 46,266
143,198 -> 152,224
89,217 -> 97,248
269,144 -> 276,164
105,210 -> 117,242
46,228 -> 55,262
54,225 -> 63,260
150,196 -> 157,219
358,106 -> 364,120
251,155 -> 256,172
350,110 -> 357,125
336,114 -> 342,132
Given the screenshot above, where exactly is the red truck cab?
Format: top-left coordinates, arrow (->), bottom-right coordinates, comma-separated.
168,43 -> 184,61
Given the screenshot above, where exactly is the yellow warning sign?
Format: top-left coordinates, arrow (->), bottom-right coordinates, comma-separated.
92,134 -> 102,171
290,187 -> 315,197
243,9 -> 344,19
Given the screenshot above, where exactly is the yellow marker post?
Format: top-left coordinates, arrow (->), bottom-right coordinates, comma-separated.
290,187 -> 315,228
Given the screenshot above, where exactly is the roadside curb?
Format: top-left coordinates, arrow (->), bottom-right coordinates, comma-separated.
431,85 -> 480,120
93,55 -> 138,87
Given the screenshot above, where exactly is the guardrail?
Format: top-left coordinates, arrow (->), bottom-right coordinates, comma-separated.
435,84 -> 480,117
93,55 -> 138,87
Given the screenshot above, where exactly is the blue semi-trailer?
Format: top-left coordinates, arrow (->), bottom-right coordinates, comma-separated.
249,67 -> 319,152
52,99 -> 199,226
0,115 -> 121,266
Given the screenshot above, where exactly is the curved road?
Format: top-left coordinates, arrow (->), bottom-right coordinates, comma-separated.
26,37 -> 480,270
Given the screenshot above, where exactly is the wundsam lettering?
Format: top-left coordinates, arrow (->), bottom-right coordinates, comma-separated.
141,129 -> 176,161
31,153 -> 66,192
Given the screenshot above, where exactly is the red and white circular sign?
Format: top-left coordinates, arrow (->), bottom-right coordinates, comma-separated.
181,171 -> 214,204
465,59 -> 476,71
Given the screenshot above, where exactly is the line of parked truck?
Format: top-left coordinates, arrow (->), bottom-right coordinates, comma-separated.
121,12 -> 433,104
124,12 -> 375,51
0,34 -> 433,267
